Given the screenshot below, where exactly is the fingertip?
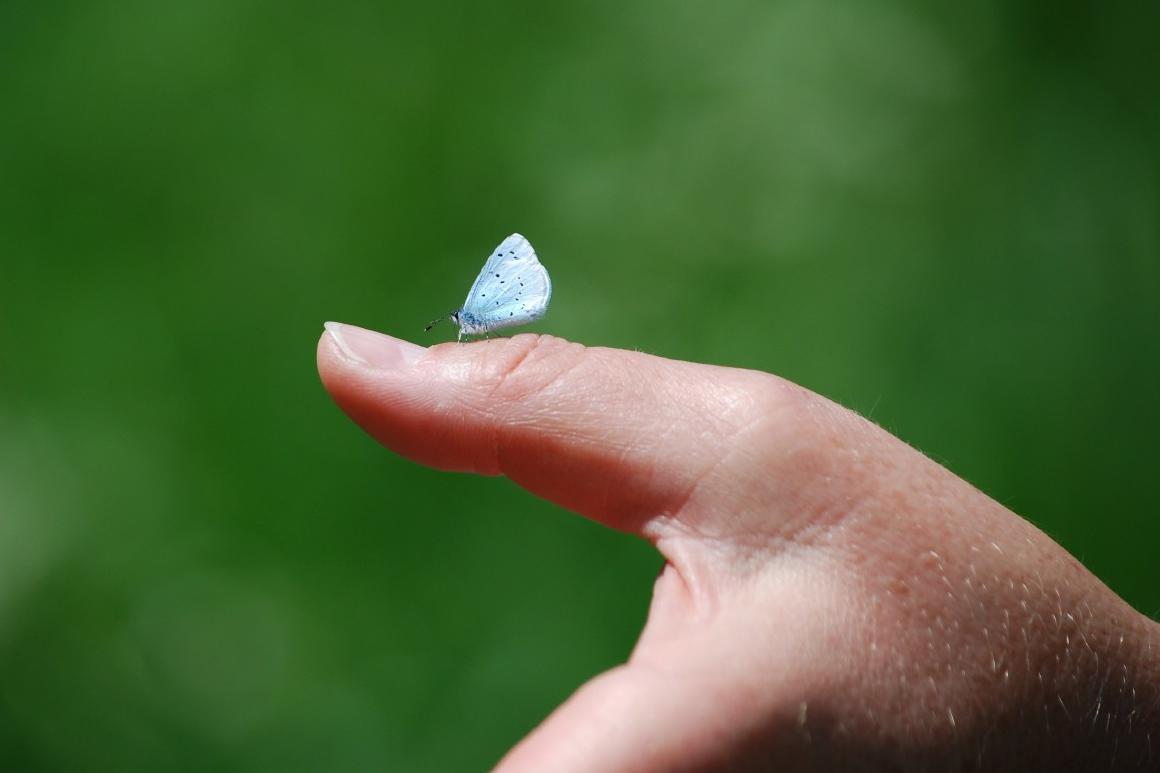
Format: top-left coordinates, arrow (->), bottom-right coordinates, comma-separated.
318,321 -> 429,373
315,322 -> 433,442
316,322 -> 344,379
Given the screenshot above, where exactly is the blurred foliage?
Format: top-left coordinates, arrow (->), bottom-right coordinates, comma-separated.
0,0 -> 1158,769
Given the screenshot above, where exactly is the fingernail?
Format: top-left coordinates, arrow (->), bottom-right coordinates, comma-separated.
323,322 -> 427,369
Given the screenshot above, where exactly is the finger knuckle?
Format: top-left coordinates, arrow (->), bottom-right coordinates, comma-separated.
482,334 -> 587,403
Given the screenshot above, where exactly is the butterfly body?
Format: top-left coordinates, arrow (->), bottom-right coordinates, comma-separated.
428,233 -> 551,341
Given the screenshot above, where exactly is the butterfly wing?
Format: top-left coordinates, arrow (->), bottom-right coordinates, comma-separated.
461,233 -> 551,331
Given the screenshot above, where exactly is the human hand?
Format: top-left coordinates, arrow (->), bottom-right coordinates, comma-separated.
317,323 -> 1159,772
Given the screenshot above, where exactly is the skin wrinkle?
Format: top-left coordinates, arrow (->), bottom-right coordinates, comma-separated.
701,408 -> 880,555
479,343 -> 629,507
375,353 -> 502,473
482,334 -> 553,401
591,399 -> 679,527
655,418 -> 764,543
485,337 -> 586,476
650,396 -> 871,593
634,373 -> 792,552
652,529 -> 782,613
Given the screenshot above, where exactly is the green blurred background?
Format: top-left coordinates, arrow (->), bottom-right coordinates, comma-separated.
1,0 -> 1158,769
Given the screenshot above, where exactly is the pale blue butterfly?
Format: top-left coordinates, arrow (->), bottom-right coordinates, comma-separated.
426,233 -> 552,342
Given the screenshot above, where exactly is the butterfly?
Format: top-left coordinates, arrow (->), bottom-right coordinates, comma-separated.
426,233 -> 552,342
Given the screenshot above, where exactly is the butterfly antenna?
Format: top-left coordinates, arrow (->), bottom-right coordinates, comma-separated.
425,311 -> 457,332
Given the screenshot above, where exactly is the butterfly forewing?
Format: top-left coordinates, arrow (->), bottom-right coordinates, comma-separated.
461,234 -> 551,330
